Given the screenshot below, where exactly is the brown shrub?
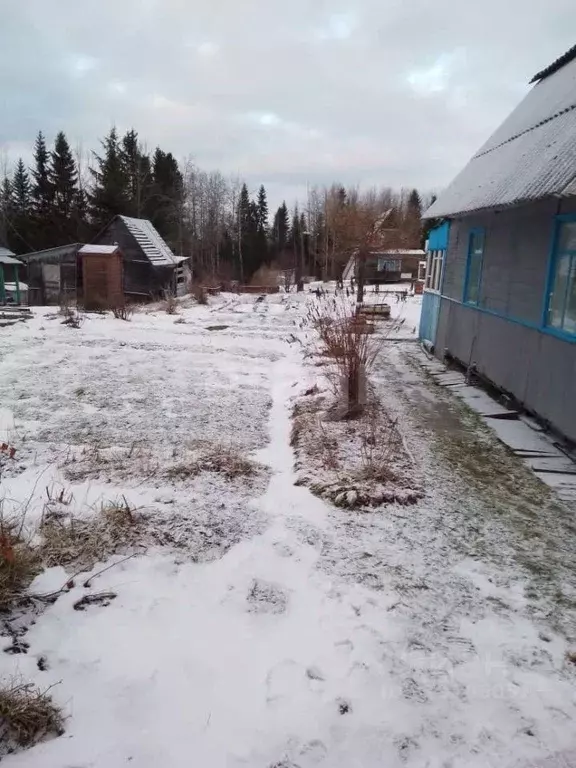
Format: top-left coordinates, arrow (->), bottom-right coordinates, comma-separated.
39,497 -> 139,569
0,681 -> 64,751
0,512 -> 40,610
112,303 -> 134,321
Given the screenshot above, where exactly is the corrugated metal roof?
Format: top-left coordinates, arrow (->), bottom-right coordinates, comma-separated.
0,246 -> 16,259
119,216 -> 176,266
424,50 -> 576,219
530,44 -> 576,83
20,244 -> 84,262
79,244 -> 119,255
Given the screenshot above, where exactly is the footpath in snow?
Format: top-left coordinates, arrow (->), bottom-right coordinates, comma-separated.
0,292 -> 575,768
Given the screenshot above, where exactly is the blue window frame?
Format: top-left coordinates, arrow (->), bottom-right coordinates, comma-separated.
545,217 -> 576,337
463,229 -> 485,305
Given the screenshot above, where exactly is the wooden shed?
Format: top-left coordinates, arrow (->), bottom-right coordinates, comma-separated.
79,245 -> 123,310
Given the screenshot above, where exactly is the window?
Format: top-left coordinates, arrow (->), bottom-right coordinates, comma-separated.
377,258 -> 401,272
464,229 -> 485,305
425,249 -> 444,292
547,220 -> 576,335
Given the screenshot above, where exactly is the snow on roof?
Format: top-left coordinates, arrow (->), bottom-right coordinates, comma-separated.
425,48 -> 576,219
0,249 -> 22,265
119,216 -> 177,266
79,244 -> 119,255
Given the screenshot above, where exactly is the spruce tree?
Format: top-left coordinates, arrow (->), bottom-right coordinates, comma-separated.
89,127 -> 129,229
12,159 -> 31,217
149,148 -> 183,244
121,129 -> 152,218
256,185 -> 268,232
31,131 -> 54,248
405,188 -> 422,246
271,201 -> 290,256
256,185 -> 269,265
0,176 -> 12,248
9,159 -> 34,253
49,132 -> 78,240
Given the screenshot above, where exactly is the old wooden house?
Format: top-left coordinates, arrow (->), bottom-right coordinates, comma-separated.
91,215 -> 187,299
343,249 -> 425,284
21,216 -> 188,305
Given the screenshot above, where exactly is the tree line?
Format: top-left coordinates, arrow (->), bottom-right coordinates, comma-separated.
0,127 -> 429,283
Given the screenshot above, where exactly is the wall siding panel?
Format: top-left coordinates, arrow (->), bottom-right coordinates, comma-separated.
435,197 -> 576,443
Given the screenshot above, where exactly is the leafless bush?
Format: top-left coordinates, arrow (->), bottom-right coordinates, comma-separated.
39,497 -> 140,569
357,406 -> 402,483
0,680 -> 63,751
307,300 -> 381,417
0,510 -> 40,610
112,303 -> 134,321
191,284 -> 208,305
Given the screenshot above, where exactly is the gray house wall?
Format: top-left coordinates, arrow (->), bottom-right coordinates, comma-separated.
435,196 -> 576,443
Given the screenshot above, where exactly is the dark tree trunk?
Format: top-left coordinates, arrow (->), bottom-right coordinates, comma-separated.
356,248 -> 367,310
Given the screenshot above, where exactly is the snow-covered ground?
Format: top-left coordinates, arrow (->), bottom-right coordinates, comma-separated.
1,292 -> 576,768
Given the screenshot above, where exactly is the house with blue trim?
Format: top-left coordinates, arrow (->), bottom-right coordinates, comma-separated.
420,44 -> 576,444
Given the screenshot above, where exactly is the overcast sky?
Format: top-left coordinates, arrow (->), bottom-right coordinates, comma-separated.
1,1 -> 575,210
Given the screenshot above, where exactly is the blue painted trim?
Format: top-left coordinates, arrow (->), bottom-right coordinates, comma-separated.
439,294 -> 576,345
541,218 -> 562,327
542,213 -> 576,337
463,227 -> 485,305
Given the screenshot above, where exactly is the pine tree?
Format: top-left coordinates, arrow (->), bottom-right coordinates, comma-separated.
31,131 -> 54,248
12,159 -> 31,217
405,188 -> 422,246
271,201 -> 290,256
255,185 -> 269,266
89,127 -> 129,229
7,159 -> 34,253
121,129 -> 152,218
0,176 -> 12,248
149,148 -> 183,246
49,132 -> 78,240
72,186 -> 91,242
256,185 -> 268,232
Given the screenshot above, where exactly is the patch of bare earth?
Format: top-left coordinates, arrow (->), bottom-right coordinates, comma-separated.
291,391 -> 423,508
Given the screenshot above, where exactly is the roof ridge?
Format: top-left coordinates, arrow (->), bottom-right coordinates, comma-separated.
473,102 -> 576,161
530,44 -> 576,83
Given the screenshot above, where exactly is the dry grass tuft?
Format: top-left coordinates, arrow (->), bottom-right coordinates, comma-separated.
39,497 -> 140,569
166,444 -> 259,481
0,512 -> 41,611
0,680 -> 64,751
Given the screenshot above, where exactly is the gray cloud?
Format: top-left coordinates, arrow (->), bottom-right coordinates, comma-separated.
1,0 -> 574,208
